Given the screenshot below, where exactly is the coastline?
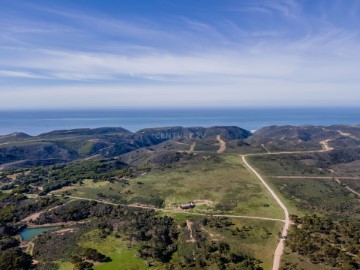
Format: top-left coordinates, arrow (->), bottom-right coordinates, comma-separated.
1,107 -> 360,136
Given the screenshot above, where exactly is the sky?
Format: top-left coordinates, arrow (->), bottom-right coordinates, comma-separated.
0,0 -> 360,109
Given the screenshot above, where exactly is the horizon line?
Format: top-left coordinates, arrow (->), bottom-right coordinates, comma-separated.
1,105 -> 360,112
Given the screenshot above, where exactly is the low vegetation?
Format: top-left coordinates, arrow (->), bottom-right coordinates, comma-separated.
282,215 -> 359,269
0,125 -> 359,270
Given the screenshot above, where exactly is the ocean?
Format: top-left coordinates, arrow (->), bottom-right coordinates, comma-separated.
0,108 -> 359,136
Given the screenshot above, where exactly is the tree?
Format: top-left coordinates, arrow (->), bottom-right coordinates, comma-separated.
0,248 -> 32,270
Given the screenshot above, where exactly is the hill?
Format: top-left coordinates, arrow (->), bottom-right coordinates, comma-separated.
0,124 -> 359,270
0,126 -> 251,170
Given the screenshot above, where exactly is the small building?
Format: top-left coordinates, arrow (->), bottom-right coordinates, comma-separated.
180,202 -> 195,210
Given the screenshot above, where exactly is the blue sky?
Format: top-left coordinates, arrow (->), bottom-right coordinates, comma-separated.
1,0 -> 360,109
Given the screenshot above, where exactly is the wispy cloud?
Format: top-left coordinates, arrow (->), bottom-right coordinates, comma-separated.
0,0 -> 360,108
0,70 -> 45,79
0,47 -> 299,81
227,0 -> 302,19
264,0 -> 301,19
1,36 -> 359,85
23,4 -> 176,41
227,6 -> 273,15
2,78 -> 359,109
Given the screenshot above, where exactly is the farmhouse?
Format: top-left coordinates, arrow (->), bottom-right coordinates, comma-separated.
180,202 -> 195,210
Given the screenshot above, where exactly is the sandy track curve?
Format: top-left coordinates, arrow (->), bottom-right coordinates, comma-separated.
216,135 -> 226,153
22,199 -> 75,223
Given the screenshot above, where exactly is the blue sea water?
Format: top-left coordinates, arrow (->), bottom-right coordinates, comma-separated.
0,108 -> 359,136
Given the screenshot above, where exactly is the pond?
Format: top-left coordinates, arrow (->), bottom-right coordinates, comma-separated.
19,226 -> 60,241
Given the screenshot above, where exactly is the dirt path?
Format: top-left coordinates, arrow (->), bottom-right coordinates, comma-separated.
84,154 -> 101,161
207,214 -> 284,222
320,139 -> 334,151
250,139 -> 334,157
345,186 -> 360,197
186,220 -> 196,243
216,135 -> 226,154
188,142 -> 196,154
22,212 -> 43,223
54,195 -> 119,206
333,178 -> 360,198
96,143 -> 116,155
176,142 -> 190,146
192,199 -> 213,206
242,155 -> 289,270
241,138 -> 339,270
53,228 -> 76,234
272,176 -> 360,180
22,199 -> 75,223
31,137 -> 337,270
27,220 -> 87,228
336,130 -> 359,140
51,195 -> 285,222
273,176 -> 333,179
261,144 -> 271,154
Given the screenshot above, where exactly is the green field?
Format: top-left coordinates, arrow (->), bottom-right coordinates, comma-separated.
248,155 -> 329,177
55,216 -> 282,270
267,177 -> 360,218
207,218 -> 283,270
54,155 -> 284,219
246,155 -> 360,218
246,153 -> 360,270
57,262 -> 73,270
79,230 -> 151,270
281,249 -> 336,270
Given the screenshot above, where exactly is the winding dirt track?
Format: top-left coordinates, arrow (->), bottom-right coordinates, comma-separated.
242,138 -> 335,270
22,199 -> 76,223
50,194 -> 285,222
32,137 -> 341,270
242,155 -> 290,270
216,135 -> 226,153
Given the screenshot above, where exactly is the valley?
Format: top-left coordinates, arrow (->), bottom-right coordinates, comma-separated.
0,125 -> 359,270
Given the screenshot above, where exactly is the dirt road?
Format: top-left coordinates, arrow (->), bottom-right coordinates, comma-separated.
188,142 -> 196,153
242,155 -> 290,270
186,220 -> 196,243
261,144 -> 271,153
320,139 -> 334,151
216,135 -> 226,154
272,176 -> 360,180
22,199 -> 75,223
336,130 -> 359,140
51,195 -> 285,222
345,186 -> 360,197
241,138 -> 338,270
333,178 -> 360,198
